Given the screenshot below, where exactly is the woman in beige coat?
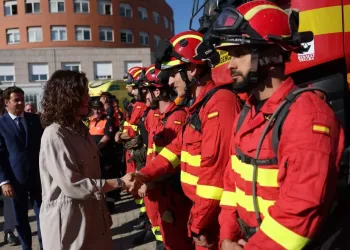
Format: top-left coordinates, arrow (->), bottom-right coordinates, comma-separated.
39,70 -> 133,250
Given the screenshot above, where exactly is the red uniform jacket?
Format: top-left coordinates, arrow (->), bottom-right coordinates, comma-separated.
140,102 -> 187,177
144,109 -> 161,162
123,101 -> 147,138
219,77 -> 345,249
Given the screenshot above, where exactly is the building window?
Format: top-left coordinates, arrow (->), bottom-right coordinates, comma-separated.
25,0 -> 40,14
6,28 -> 20,44
125,61 -> 142,72
98,0 -> 111,15
99,27 -> 113,42
94,62 -> 112,80
51,26 -> 67,41
138,7 -> 148,20
74,0 -> 89,13
24,94 -> 38,107
75,26 -> 91,41
62,62 -> 80,72
29,63 -> 49,82
119,3 -> 132,18
154,35 -> 160,48
152,11 -> 160,24
49,0 -> 64,13
28,27 -> 43,43
120,29 -> 133,43
4,1 -> 17,16
164,16 -> 169,29
0,64 -> 15,83
139,32 -> 149,45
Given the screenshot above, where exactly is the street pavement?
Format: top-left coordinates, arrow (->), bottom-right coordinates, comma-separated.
0,193 -> 155,250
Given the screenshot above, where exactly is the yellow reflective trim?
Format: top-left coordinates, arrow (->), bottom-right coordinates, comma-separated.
312,124 -> 330,135
155,234 -> 163,241
146,66 -> 156,75
140,206 -> 146,213
180,171 -> 198,186
236,187 -> 275,217
299,6 -> 343,35
261,213 -> 310,250
172,34 -> 203,46
231,156 -> 279,187
162,60 -> 181,67
174,120 -> 182,125
196,184 -> 223,200
344,5 -> 350,32
159,147 -> 180,167
132,69 -> 142,78
135,199 -> 144,205
208,111 -> 219,119
220,191 -> 237,207
181,151 -> 201,167
244,4 -> 286,21
147,148 -> 154,155
152,144 -> 163,154
130,124 -> 138,131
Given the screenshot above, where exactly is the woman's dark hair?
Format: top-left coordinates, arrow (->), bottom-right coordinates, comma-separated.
40,70 -> 88,128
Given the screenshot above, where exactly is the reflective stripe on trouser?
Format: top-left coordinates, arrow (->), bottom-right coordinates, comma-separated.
144,195 -> 163,242
157,187 -> 194,250
135,198 -> 146,213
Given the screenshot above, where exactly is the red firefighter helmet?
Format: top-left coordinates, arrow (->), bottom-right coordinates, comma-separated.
212,0 -> 312,53
124,66 -> 145,87
143,64 -> 171,88
155,30 -> 207,70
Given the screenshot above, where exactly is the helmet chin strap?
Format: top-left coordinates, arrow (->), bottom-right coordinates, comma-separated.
178,64 -> 208,99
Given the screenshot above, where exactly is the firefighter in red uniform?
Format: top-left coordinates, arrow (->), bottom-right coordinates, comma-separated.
135,64 -> 194,250
130,31 -> 242,249
115,67 -> 149,236
203,2 -> 345,250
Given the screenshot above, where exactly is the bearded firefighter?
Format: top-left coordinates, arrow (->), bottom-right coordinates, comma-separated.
204,1 -> 345,250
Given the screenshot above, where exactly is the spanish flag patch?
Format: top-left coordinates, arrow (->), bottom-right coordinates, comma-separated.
312,124 -> 330,135
136,106 -> 141,109
174,121 -> 182,125
208,111 -> 219,119
154,113 -> 160,117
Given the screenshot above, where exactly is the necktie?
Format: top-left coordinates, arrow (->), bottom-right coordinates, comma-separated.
15,117 -> 26,142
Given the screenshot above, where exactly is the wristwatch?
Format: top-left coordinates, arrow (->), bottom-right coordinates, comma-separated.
116,178 -> 125,189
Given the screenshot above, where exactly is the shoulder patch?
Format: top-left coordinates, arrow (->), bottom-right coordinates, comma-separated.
154,113 -> 160,117
312,123 -> 330,136
136,106 -> 141,109
174,121 -> 182,125
208,111 -> 219,119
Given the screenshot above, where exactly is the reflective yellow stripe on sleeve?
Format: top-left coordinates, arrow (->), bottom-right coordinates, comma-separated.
181,151 -> 201,167
232,156 -> 279,187
220,191 -> 237,207
196,184 -> 223,200
152,144 -> 164,154
130,124 -> 138,132
159,147 -> 180,167
180,171 -> 198,186
260,213 -> 310,250
135,199 -> 144,205
147,148 -> 154,155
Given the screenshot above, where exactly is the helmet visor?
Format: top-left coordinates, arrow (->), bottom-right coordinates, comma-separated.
213,7 -> 244,34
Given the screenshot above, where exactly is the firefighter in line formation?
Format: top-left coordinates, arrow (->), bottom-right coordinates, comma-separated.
92,1 -> 345,249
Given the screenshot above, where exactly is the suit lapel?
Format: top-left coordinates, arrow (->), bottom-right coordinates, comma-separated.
24,113 -> 31,146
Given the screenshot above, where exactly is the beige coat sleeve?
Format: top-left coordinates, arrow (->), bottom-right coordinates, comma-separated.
40,131 -> 105,200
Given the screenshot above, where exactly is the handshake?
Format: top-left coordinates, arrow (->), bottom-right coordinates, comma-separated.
117,172 -> 150,197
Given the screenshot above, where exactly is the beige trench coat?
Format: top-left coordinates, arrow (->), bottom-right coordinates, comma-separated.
39,123 -> 114,250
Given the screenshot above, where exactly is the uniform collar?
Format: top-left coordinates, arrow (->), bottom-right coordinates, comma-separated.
246,77 -> 296,114
189,80 -> 216,113
161,102 -> 176,117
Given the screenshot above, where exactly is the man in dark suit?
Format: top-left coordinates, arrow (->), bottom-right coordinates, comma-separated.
0,87 -> 43,250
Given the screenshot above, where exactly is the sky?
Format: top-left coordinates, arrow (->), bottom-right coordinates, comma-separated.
166,0 -> 201,33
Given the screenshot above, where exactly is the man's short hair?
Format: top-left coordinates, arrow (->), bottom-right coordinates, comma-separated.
3,87 -> 24,100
